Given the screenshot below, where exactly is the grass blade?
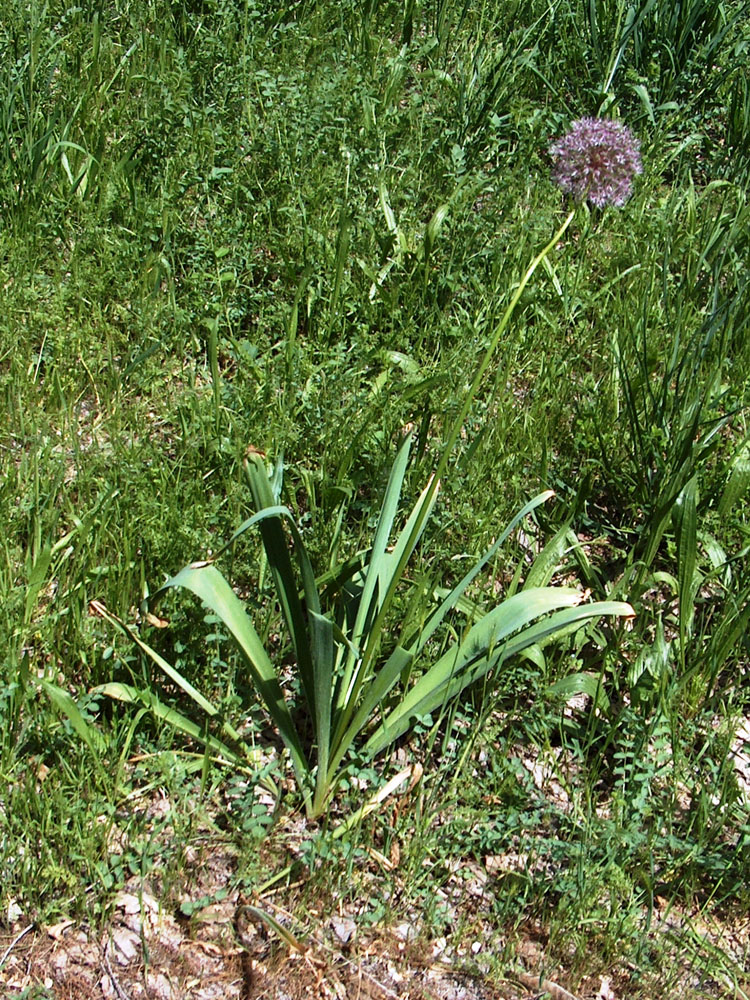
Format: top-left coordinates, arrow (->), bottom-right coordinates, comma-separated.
96,682 -> 253,769
91,600 -> 234,728
675,475 -> 699,650
41,680 -> 105,755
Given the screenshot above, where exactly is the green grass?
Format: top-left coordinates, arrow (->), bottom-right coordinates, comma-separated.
1,0 -> 749,993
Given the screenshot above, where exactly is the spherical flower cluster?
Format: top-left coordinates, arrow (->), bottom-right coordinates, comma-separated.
549,117 -> 642,208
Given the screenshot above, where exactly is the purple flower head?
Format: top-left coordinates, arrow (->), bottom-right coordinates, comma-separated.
550,117 -> 642,207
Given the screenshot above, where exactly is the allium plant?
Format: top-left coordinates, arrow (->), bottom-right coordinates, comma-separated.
75,213 -> 633,822
550,117 -> 642,207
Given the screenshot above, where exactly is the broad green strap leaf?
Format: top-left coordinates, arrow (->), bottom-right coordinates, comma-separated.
309,609 -> 334,811
698,531 -> 729,582
523,522 -> 571,589
519,643 -> 546,670
700,601 -> 750,687
546,671 -> 611,716
380,477 -> 439,592
327,494 -> 558,777
219,504 -> 296,555
718,440 -> 750,518
352,435 -> 412,643
437,587 -> 585,673
366,589 -> 583,749
334,492 -> 555,756
366,598 -> 633,756
403,491 -> 554,659
326,644 -> 414,784
152,563 -> 310,784
224,503 -> 322,617
336,436 -> 413,711
221,498 -> 334,771
343,470 -> 439,729
243,456 -> 318,715
489,600 -> 633,666
651,570 -> 678,593
220,498 -> 325,717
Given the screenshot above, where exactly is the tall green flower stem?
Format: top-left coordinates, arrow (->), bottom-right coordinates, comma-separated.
354,210 -> 577,683
87,207 -> 634,821
443,210 -> 575,473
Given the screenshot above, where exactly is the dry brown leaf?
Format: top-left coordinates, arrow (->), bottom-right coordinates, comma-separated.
46,919 -> 74,940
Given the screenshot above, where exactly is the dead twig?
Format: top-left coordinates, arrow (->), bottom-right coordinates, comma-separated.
0,923 -> 35,972
102,943 -> 133,1000
513,971 -> 581,1000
